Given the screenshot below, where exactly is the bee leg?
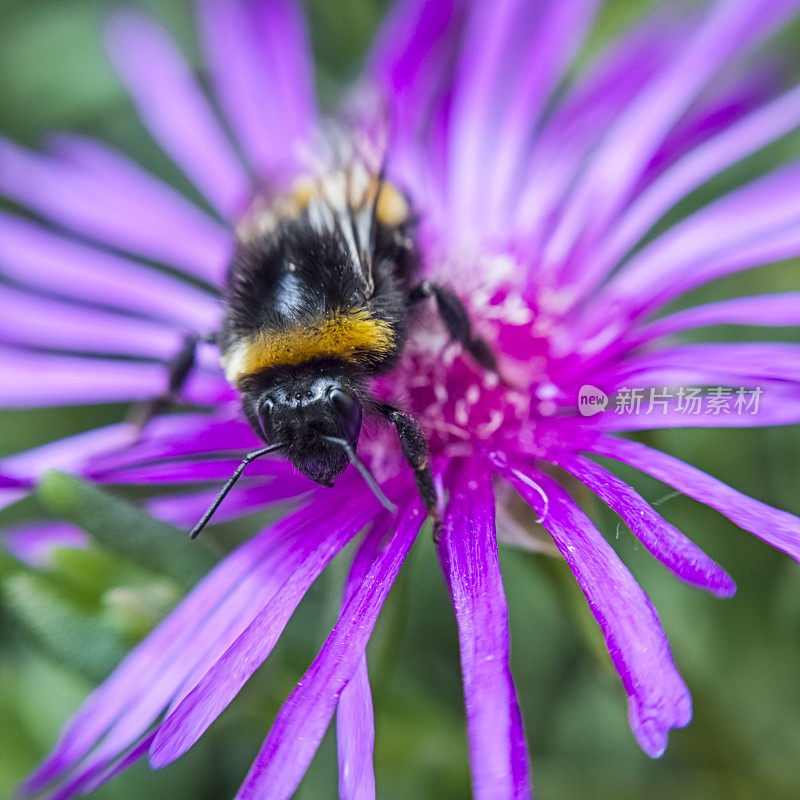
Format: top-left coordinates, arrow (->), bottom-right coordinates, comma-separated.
129,332 -> 218,429
376,402 -> 442,541
407,281 -> 497,373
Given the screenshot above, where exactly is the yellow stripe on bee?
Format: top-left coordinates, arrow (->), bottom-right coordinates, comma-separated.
223,309 -> 395,382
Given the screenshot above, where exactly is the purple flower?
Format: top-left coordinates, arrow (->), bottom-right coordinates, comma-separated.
2,0 -> 800,797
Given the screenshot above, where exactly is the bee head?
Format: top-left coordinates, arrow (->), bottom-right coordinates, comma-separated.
257,373 -> 363,486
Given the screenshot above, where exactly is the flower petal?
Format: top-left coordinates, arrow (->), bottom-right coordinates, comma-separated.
555,454 -> 735,596
0,350 -> 228,408
147,479 -> 309,527
22,493 -> 344,794
149,486 -> 389,768
583,161 -> 800,330
543,0 -> 798,274
609,343 -> 800,387
105,11 -> 250,218
0,136 -> 232,282
638,293 -> 800,342
483,0 -> 599,225
445,0 -> 598,229
0,473 -> 29,511
574,222 -> 800,355
2,522 -> 89,568
446,0 -> 530,224
196,0 -> 316,178
513,10 -> 683,247
0,285 -> 188,359
502,462 -> 691,758
438,462 -> 532,799
585,85 -> 800,286
370,0 -> 464,220
1,424 -> 138,483
337,656 -> 376,800
605,161 -> 800,300
631,225 -> 800,327
84,414 -> 261,479
70,731 -> 157,799
234,504 -> 421,800
336,525 -> 385,800
0,213 -> 220,330
99,456 -> 295,486
597,393 -> 800,430
588,436 -> 800,563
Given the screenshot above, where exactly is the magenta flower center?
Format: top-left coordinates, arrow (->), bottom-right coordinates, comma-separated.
369,248 -> 558,471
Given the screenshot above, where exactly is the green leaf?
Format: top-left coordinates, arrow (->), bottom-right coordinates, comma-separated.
37,471 -> 215,589
0,549 -> 25,579
3,572 -> 129,683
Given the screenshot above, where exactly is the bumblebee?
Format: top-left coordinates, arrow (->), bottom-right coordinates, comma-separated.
149,163 -> 496,539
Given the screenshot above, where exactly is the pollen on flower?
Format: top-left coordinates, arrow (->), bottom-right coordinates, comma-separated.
368,268 -> 558,473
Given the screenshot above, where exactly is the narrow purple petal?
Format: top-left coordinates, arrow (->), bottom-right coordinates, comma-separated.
584,85 -> 800,287
0,213 -> 220,331
484,0 -> 599,224
639,293 -> 800,341
23,494 -> 346,794
576,162 -> 800,339
597,393 -> 800,430
0,350 -> 228,407
2,424 -> 138,482
447,0 -> 532,224
84,414 -> 259,476
149,488 -> 389,767
0,489 -> 27,512
105,11 -> 250,218
588,436 -> 800,563
370,0 -> 461,145
369,0 -> 464,221
645,65 -> 779,178
0,136 -> 232,282
87,502 -> 355,775
609,343 -> 800,386
147,478 -> 309,527
575,217 -> 800,350
337,657 -> 375,800
0,285 -> 188,359
234,505 -> 421,800
438,461 -> 532,800
336,527 -> 385,800
555,454 -> 735,596
70,731 -> 156,799
513,11 -> 681,247
369,0 -> 459,86
39,731 -> 156,800
501,463 -> 691,758
93,455 -> 294,486
543,0 -> 797,275
197,0 -> 316,178
3,522 -> 89,568
599,161 -> 800,305
0,472 -> 29,511
589,224 -> 800,336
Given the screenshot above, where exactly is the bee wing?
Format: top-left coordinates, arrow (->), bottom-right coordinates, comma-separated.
305,165 -> 378,298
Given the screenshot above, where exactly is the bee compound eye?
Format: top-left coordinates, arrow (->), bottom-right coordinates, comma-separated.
257,396 -> 276,441
328,387 -> 362,444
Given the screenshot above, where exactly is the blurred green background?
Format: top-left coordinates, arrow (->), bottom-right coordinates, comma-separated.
1,0 -> 799,798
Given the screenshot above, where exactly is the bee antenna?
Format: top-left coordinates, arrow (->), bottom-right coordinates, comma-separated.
190,442 -> 286,539
322,435 -> 397,515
